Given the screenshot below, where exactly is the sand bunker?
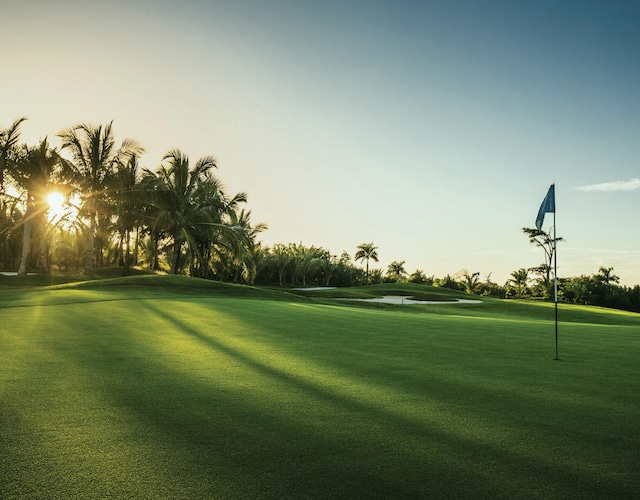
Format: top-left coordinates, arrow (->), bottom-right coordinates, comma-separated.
342,295 -> 482,305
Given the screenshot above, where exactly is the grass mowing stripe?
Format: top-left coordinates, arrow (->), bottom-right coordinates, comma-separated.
1,288 -> 639,498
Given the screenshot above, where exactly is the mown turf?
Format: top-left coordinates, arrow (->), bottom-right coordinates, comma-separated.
1,277 -> 639,498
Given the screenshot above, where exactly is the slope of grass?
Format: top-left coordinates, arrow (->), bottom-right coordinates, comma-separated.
1,276 -> 639,498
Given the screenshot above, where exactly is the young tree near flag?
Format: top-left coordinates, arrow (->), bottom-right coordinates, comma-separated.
535,184 -> 559,360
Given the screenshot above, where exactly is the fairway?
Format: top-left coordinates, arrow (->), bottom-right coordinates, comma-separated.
1,277 -> 639,499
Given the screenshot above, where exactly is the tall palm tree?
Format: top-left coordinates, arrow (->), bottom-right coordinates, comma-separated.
12,138 -> 66,275
58,121 -> 142,275
355,242 -> 379,285
0,117 -> 28,269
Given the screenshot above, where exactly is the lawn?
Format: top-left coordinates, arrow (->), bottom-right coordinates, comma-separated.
1,276 -> 639,498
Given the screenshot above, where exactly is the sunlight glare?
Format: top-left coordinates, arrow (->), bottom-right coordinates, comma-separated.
46,191 -> 65,216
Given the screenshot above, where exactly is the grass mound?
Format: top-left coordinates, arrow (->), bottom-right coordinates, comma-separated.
0,274 -> 300,310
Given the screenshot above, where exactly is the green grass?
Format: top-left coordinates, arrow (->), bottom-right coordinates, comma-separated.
1,277 -> 639,498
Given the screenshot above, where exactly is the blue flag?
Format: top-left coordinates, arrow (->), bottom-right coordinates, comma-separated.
535,184 -> 555,230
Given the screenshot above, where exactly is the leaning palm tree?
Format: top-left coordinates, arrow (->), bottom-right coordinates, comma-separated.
355,242 -> 379,285
58,121 -> 143,275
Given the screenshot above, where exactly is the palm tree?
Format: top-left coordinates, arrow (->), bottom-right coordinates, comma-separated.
12,138 -> 67,275
270,243 -> 293,286
596,266 -> 619,285
387,260 -> 407,282
0,117 -> 27,269
111,153 -> 145,275
296,245 -> 321,286
194,181 -> 248,279
355,242 -> 379,285
509,268 -> 530,297
319,251 -> 337,286
143,149 -> 242,275
58,122 -> 143,275
223,208 -> 267,283
459,269 -> 480,294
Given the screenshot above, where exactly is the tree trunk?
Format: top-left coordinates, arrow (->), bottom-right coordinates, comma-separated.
38,215 -> 48,274
123,230 -> 131,276
133,227 -> 139,266
171,237 -> 181,274
17,216 -> 31,276
85,209 -> 95,276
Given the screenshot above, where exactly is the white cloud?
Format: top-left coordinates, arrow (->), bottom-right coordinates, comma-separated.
577,178 -> 640,192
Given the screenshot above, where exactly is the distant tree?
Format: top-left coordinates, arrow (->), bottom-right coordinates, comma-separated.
355,242 -> 379,285
270,243 -> 293,286
368,268 -> 384,285
387,260 -> 407,282
408,269 -> 429,284
522,227 -> 564,297
295,244 -> 322,286
596,266 -> 619,286
331,251 -> 360,286
318,251 -> 337,286
509,268 -> 530,297
477,273 -> 505,298
434,274 -> 462,291
458,269 -> 480,294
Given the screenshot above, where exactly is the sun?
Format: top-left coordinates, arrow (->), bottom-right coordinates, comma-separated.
46,191 -> 66,218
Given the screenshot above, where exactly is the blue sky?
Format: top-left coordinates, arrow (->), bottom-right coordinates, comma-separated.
2,0 -> 639,284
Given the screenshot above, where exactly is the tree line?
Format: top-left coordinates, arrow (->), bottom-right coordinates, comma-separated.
1,117 -> 639,312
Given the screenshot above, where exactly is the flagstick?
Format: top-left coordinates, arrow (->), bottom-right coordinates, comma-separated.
553,209 -> 559,360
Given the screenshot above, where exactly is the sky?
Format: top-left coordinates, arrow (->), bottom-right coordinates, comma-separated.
2,0 -> 639,285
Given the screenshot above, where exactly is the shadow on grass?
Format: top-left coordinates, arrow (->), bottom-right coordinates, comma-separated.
97,299 -> 635,499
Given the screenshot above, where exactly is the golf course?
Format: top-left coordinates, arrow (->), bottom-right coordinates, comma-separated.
1,274 -> 639,499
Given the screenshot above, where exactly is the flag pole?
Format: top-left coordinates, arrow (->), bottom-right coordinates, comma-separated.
535,183 -> 559,360
553,200 -> 559,360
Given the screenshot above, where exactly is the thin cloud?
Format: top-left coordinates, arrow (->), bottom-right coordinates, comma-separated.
577,178 -> 640,192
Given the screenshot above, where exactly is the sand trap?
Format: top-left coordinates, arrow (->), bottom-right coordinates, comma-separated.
293,287 -> 337,291
341,295 -> 482,305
